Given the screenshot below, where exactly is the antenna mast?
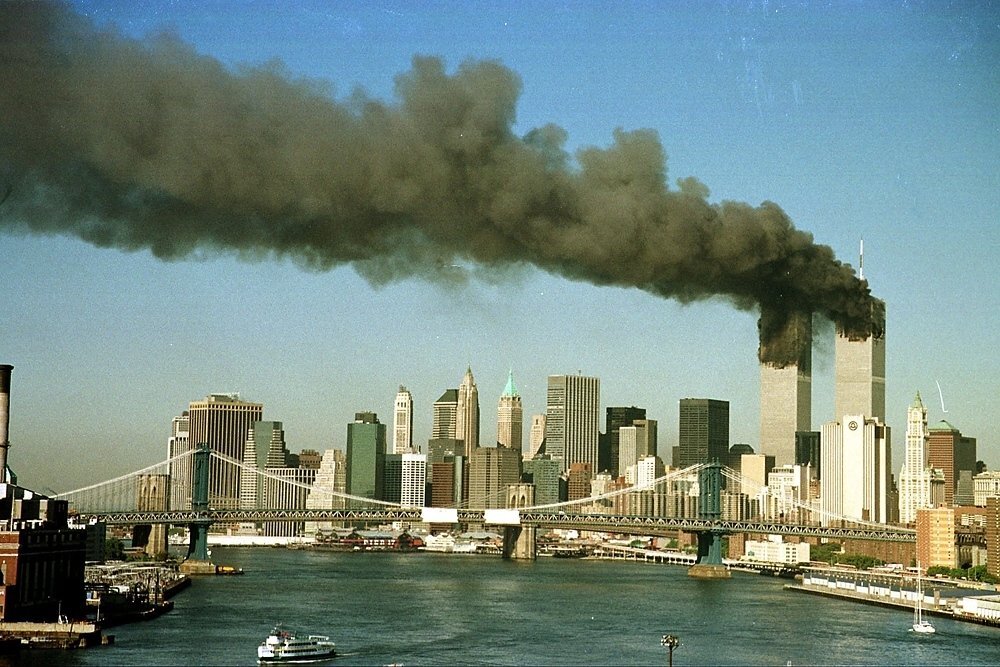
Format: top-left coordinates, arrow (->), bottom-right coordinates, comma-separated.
859,238 -> 865,281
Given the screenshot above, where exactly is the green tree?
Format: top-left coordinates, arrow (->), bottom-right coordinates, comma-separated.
951,564 -> 999,584
840,554 -> 883,570
104,537 -> 126,561
809,542 -> 842,564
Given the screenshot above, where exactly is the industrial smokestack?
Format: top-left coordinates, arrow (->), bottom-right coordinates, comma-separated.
0,2 -> 881,365
0,364 -> 12,480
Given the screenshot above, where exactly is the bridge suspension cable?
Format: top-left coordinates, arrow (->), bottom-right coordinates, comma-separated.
210,450 -> 405,509
719,466 -> 894,531
52,447 -> 196,500
523,463 -> 708,512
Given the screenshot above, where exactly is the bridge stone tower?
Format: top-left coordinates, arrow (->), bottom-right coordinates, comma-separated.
134,473 -> 170,559
502,483 -> 536,560
688,462 -> 731,579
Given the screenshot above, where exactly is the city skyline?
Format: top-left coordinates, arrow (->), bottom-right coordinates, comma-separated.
2,2 -> 997,492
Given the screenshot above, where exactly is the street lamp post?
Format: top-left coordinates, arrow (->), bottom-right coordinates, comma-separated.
661,634 -> 680,667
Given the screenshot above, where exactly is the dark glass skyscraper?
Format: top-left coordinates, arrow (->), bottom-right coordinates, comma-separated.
795,430 -> 821,478
522,456 -> 561,505
605,406 -> 646,478
346,411 -> 386,501
677,399 -> 729,467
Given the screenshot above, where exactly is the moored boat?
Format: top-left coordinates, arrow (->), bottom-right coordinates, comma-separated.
909,565 -> 936,635
258,625 -> 336,663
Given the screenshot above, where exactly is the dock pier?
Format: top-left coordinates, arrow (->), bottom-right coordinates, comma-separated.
0,620 -> 112,649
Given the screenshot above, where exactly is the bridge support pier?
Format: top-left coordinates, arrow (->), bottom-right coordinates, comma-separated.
502,483 -> 536,560
688,529 -> 730,579
132,523 -> 169,560
180,520 -> 216,574
502,525 -> 536,560
186,520 -> 211,561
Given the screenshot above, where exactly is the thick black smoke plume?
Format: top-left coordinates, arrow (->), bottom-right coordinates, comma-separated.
0,2 -> 881,365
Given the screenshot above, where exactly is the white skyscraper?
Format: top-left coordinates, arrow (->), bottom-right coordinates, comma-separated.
400,452 -> 427,508
618,425 -> 639,477
393,386 -> 414,454
496,370 -> 523,451
239,429 -> 260,510
528,414 -> 546,458
305,449 -> 345,533
898,392 -> 932,525
767,464 -> 810,521
167,412 -> 190,510
455,367 -> 480,456
262,467 -> 316,537
545,374 -> 600,472
820,415 -> 892,525
635,455 -> 664,488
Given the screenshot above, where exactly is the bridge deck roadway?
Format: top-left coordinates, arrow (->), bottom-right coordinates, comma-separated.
77,508 -> 916,543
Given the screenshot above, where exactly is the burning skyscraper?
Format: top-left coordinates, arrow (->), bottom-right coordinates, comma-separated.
758,311 -> 812,466
835,299 -> 887,422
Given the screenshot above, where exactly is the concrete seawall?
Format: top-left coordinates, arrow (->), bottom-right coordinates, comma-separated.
784,583 -> 951,618
0,620 -> 109,648
785,583 -> 1000,628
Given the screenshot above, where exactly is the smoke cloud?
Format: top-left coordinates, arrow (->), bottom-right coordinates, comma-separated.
0,2 -> 881,365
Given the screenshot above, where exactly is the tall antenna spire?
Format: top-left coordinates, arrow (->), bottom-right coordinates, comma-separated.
859,238 -> 865,281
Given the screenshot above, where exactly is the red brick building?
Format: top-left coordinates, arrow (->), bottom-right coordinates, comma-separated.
987,498 -> 1000,579
926,421 -> 977,507
567,462 -> 593,502
0,494 -> 87,622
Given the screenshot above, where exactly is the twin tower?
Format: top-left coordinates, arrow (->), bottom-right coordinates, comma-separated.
759,302 -> 886,467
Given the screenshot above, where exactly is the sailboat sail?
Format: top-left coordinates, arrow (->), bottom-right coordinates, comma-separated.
910,564 -> 936,634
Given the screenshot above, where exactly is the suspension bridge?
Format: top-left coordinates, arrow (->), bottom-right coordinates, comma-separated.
54,447 -> 915,571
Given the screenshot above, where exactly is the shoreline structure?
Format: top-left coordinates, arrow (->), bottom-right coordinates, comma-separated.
785,567 -> 1000,628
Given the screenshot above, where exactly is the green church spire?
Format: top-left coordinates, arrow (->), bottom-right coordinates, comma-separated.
502,369 -> 518,397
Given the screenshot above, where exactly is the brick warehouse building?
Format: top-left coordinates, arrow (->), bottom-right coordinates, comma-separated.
0,365 -> 87,622
988,498 -> 1000,579
0,489 -> 86,622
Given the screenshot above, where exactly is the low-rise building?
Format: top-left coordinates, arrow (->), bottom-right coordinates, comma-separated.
974,471 -> 1000,507
0,485 -> 86,621
743,535 -> 810,564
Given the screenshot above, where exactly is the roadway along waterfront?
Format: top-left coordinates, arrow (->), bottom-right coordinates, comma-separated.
27,548 -> 1000,666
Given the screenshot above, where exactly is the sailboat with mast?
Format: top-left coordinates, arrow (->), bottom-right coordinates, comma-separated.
910,563 -> 936,634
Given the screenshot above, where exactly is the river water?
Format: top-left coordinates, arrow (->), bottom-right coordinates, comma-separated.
21,547 -> 1000,666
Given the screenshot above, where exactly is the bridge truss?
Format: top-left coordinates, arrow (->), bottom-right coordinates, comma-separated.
54,450 -> 914,544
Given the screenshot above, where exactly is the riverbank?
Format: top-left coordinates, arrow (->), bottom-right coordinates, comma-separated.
786,577 -> 1000,629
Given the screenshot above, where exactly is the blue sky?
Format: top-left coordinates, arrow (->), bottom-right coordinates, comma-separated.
2,1 -> 997,492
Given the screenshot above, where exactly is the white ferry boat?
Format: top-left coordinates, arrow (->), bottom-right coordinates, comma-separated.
257,626 -> 337,663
